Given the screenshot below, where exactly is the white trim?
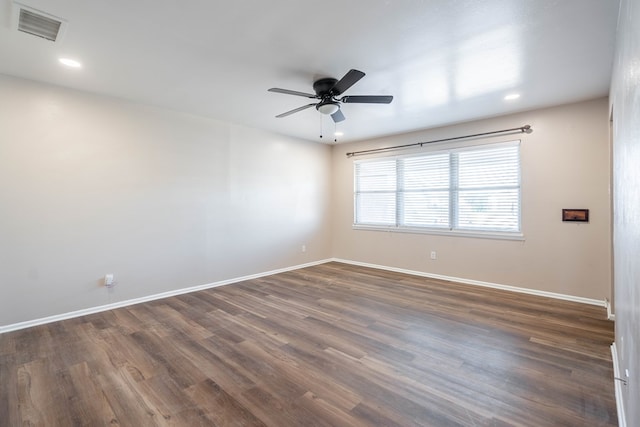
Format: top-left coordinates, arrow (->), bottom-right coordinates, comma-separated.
352,224 -> 525,241
0,259 -> 333,334
611,343 -> 627,427
606,298 -> 616,321
1,257 -> 606,334
331,258 -> 606,307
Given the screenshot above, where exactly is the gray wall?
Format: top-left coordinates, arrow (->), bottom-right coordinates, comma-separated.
610,0 -> 640,424
0,74 -> 333,327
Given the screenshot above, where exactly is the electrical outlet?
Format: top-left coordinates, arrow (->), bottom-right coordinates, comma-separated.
104,274 -> 114,287
301,245 -> 306,253
430,251 -> 437,260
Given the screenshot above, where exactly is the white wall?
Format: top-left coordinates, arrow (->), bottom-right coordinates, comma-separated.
0,74 -> 332,327
332,98 -> 611,302
610,0 -> 640,424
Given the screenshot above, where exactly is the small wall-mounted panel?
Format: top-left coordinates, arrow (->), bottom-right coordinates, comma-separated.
562,209 -> 589,222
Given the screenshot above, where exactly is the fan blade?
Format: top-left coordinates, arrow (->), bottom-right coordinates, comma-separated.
275,103 -> 317,118
268,88 -> 317,98
341,95 -> 393,104
331,69 -> 365,95
331,109 -> 346,123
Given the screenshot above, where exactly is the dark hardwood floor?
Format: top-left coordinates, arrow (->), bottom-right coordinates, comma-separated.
0,262 -> 617,426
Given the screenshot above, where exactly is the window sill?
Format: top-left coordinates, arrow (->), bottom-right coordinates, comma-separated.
352,224 -> 525,241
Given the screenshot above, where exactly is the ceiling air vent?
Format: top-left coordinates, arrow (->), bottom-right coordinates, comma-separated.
13,2 -> 67,42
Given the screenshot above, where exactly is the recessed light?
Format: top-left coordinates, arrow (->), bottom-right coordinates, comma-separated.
334,131 -> 344,136
59,57 -> 81,68
504,93 -> 520,101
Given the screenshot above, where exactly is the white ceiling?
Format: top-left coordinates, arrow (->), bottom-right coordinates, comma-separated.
0,0 -> 620,143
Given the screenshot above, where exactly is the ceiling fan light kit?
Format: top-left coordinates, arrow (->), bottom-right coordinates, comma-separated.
268,69 -> 393,123
316,102 -> 340,115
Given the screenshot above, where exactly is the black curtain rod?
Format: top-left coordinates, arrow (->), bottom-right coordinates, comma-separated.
345,125 -> 532,157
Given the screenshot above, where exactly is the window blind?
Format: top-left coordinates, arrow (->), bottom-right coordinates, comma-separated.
354,160 -> 396,225
354,141 -> 521,235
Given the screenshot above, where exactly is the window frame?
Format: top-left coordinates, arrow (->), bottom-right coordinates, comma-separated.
353,140 -> 524,241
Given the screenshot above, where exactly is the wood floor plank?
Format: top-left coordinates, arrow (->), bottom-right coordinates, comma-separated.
186,378 -> 268,427
0,262 -> 617,426
67,361 -> 120,426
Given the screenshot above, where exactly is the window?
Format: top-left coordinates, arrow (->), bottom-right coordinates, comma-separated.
354,141 -> 521,237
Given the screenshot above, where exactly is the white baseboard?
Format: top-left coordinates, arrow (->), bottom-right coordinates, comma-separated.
1,257 -> 606,334
605,299 -> 616,321
0,259 -> 333,335
611,343 -> 627,427
331,258 -> 606,307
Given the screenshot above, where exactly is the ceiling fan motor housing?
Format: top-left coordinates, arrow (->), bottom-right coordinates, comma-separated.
313,77 -> 341,115
313,78 -> 338,97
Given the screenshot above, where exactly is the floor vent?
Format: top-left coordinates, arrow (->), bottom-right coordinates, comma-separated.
13,3 -> 66,42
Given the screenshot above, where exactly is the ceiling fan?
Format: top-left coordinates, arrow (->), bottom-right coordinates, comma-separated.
268,69 -> 393,123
